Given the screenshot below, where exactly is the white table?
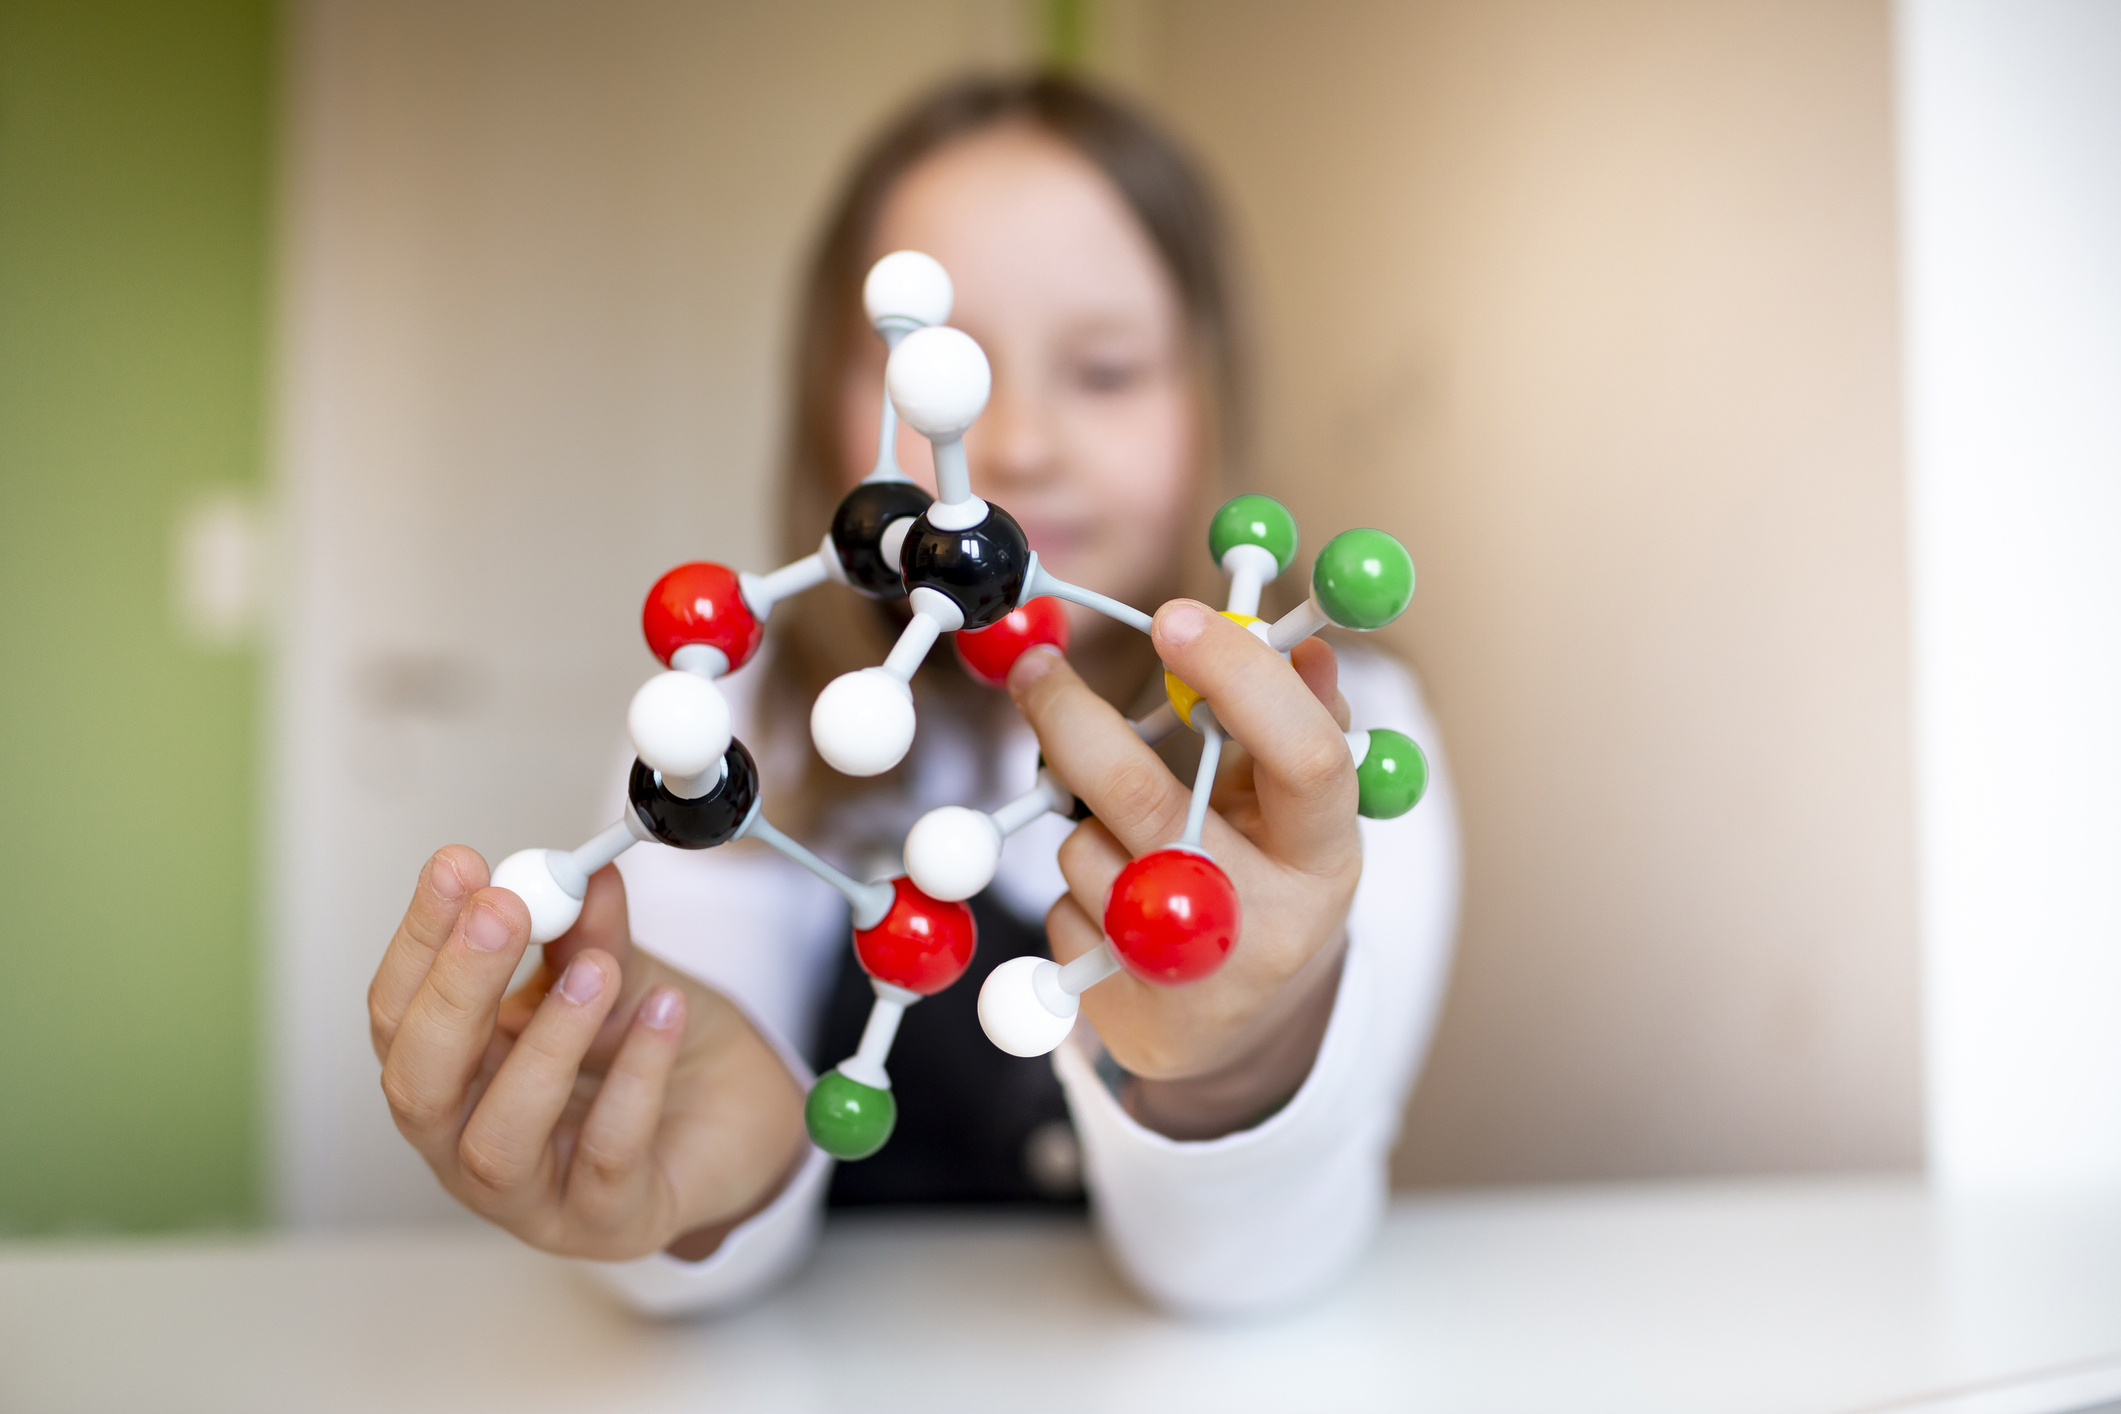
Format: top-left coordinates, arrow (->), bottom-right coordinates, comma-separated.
4,1178 -> 2119,1414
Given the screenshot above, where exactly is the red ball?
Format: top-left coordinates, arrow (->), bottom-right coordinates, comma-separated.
1103,848 -> 1240,986
953,596 -> 1070,688
854,877 -> 978,995
642,562 -> 763,672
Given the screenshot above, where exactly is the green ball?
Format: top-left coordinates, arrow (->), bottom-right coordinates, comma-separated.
1354,729 -> 1428,819
805,1069 -> 897,1160
1208,494 -> 1300,575
1313,528 -> 1414,630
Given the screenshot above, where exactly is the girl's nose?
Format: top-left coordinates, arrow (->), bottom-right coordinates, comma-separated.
967,375 -> 1057,494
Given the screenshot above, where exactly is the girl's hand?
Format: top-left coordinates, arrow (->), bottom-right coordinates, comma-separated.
1009,599 -> 1362,1140
368,849 -> 808,1262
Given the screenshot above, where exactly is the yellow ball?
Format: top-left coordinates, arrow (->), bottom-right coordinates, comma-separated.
1163,612 -> 1263,727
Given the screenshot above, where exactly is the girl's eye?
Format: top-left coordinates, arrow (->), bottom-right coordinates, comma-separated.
1076,360 -> 1147,393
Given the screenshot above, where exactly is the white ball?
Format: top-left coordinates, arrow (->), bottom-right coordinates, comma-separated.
810,667 -> 916,777
978,957 -> 1079,1058
491,849 -> 583,945
904,806 -> 1003,902
627,671 -> 731,780
863,250 -> 953,330
887,326 -> 991,439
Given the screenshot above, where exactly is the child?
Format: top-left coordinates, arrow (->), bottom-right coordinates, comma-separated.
366,72 -> 1458,1318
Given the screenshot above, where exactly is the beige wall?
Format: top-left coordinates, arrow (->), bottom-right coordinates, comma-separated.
1127,0 -> 1920,1182
278,0 -> 1921,1220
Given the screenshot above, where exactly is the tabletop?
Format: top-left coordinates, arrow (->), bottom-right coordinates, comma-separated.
4,1176 -> 2120,1414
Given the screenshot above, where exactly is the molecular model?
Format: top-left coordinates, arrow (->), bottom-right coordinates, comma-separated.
489,250 -> 1429,1162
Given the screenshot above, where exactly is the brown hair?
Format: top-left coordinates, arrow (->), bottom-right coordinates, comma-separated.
759,71 -> 1249,836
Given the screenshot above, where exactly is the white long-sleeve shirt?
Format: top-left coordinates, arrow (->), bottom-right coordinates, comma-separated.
587,643 -> 1460,1318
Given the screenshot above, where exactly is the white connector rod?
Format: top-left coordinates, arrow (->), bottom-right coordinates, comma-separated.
740,553 -> 830,621
1265,596 -> 1332,654
1058,942 -> 1122,997
659,752 -> 727,802
1022,556 -> 1153,635
1221,542 -> 1280,618
991,770 -> 1074,836
1183,706 -> 1224,848
566,819 -> 639,884
1131,702 -> 1181,747
926,439 -> 987,529
744,814 -> 896,930
838,984 -> 915,1089
670,643 -> 729,679
868,360 -> 907,482
881,589 -> 962,682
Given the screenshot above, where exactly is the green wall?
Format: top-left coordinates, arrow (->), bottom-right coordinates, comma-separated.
0,0 -> 271,1232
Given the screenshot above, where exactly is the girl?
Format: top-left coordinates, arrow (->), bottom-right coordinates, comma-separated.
366,72 -> 1458,1318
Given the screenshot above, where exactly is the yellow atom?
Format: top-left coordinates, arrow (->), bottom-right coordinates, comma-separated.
1163,611 -> 1263,727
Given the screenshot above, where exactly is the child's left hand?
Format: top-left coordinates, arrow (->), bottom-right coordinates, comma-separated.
1008,598 -> 1363,1140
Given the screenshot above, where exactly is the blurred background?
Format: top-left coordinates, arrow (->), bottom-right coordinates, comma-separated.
2,0 -> 2114,1235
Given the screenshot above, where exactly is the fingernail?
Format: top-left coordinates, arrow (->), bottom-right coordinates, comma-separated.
432,849 -> 471,899
1008,644 -> 1062,694
1158,600 -> 1211,647
642,988 -> 683,1030
465,903 -> 512,953
559,956 -> 604,1004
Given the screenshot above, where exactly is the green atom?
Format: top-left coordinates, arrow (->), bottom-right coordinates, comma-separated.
1354,729 -> 1428,819
1207,494 -> 1300,575
805,1069 -> 897,1160
1313,528 -> 1414,630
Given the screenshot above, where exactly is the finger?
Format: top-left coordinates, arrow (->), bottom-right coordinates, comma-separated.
496,862 -> 633,1040
566,986 -> 687,1230
543,863 -> 633,975
1043,893 -> 1105,967
1152,600 -> 1357,871
496,959 -> 554,1039
456,950 -> 621,1207
1056,818 -> 1131,925
1289,639 -> 1352,731
542,866 -> 659,1068
379,887 -> 532,1155
1008,645 -> 1191,856
370,846 -> 487,1061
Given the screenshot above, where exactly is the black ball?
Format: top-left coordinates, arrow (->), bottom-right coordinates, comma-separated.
901,503 -> 1031,631
628,736 -> 760,849
830,480 -> 934,599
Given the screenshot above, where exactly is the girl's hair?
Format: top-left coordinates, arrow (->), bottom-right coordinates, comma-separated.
760,71 -> 1249,835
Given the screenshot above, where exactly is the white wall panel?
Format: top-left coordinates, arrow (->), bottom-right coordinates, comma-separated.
1901,0 -> 2121,1191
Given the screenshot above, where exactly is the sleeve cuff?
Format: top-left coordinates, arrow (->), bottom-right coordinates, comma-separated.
1052,932 -> 1398,1314
578,998 -> 835,1318
578,1145 -> 833,1318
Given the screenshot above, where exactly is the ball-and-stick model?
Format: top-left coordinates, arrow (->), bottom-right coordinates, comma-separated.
971,500 -> 1424,1057
484,250 -> 1429,1165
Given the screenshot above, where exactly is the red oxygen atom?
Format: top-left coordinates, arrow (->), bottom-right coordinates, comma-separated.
953,596 -> 1070,688
642,562 -> 763,672
1103,848 -> 1240,986
854,877 -> 978,995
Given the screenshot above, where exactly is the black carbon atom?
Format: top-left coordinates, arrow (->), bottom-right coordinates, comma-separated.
628,736 -> 760,849
900,503 -> 1031,631
830,480 -> 935,599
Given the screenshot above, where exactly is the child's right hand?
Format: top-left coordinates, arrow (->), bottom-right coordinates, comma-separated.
369,847 -> 809,1262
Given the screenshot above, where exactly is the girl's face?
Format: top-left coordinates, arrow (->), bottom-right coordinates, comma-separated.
838,125 -> 1200,648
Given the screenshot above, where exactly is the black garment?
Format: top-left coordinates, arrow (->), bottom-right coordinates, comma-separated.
812,890 -> 1083,1208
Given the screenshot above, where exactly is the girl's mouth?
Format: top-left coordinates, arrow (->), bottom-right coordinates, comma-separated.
1014,518 -> 1095,563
